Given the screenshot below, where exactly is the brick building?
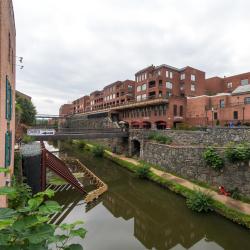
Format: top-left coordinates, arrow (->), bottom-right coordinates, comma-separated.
186,85 -> 250,126
0,0 -> 16,207
60,64 -> 250,129
116,64 -> 206,129
59,103 -> 73,117
72,95 -> 90,114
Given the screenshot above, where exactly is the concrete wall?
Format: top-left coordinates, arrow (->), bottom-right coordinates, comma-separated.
142,142 -> 250,197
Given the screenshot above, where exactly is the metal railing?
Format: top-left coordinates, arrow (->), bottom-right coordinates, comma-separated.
41,142 -> 87,194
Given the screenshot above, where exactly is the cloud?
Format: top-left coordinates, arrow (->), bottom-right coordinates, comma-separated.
13,0 -> 250,114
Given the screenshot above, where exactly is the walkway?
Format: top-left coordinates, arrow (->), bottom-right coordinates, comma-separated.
107,151 -> 250,216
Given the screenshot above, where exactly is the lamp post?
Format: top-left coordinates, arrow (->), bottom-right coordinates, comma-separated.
243,107 -> 245,124
211,107 -> 214,128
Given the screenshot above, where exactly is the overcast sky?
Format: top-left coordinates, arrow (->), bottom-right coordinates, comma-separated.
13,0 -> 250,114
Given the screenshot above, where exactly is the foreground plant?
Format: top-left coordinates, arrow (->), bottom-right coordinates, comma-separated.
0,171 -> 86,250
186,189 -> 213,213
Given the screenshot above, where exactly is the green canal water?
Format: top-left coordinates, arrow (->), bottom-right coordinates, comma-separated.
50,142 -> 250,250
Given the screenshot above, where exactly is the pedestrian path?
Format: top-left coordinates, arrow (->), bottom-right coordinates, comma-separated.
107,151 -> 250,216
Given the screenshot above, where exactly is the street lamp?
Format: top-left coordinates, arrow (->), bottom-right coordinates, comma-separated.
211,107 -> 214,128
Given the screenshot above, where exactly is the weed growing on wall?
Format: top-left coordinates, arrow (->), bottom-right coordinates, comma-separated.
225,142 -> 250,163
148,132 -> 172,144
203,147 -> 224,170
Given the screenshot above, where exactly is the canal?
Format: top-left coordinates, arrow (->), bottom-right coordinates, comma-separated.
50,142 -> 250,250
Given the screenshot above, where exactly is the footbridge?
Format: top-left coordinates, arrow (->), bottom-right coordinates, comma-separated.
28,128 -> 129,141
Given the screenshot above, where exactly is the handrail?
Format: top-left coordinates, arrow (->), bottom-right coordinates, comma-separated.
41,142 -> 87,194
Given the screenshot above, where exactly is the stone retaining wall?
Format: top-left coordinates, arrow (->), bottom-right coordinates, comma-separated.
130,128 -> 250,146
142,142 -> 250,197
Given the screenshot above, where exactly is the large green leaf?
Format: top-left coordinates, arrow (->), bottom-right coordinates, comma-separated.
0,187 -> 18,199
60,221 -> 84,231
12,215 -> 39,232
0,219 -> 16,230
0,208 -> 17,220
65,244 -> 83,250
0,232 -> 12,245
38,201 -> 61,215
35,189 -> 55,199
28,197 -> 43,210
70,228 -> 87,239
0,168 -> 10,174
26,224 -> 54,244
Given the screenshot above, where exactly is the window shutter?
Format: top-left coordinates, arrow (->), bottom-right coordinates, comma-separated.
5,77 -> 9,120
5,76 -> 12,121
9,84 -> 12,119
5,131 -> 12,167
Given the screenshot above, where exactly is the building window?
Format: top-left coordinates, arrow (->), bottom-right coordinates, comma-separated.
128,85 -> 133,89
241,79 -> 249,86
180,105 -> 183,116
166,71 -> 169,78
191,84 -> 195,91
227,82 -> 232,88
166,82 -> 173,89
191,74 -> 196,81
141,83 -> 147,91
144,73 -> 147,79
113,94 -> 115,99
142,94 -> 147,100
233,111 -> 238,120
136,85 -> 141,92
136,95 -> 141,101
219,99 -> 225,108
166,91 -> 172,97
245,97 -> 250,104
214,112 -> 218,120
173,105 -> 177,116
170,72 -> 173,79
180,73 -> 185,80
158,70 -> 161,76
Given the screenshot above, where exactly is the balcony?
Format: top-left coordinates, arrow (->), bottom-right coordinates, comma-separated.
111,95 -> 169,111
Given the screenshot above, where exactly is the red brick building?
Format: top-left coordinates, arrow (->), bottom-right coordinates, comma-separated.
116,64 -> 206,129
0,0 -> 16,207
59,104 -> 73,117
72,95 -> 90,114
60,64 -> 250,129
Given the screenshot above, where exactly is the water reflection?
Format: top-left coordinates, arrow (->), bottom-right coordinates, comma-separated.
53,143 -> 250,250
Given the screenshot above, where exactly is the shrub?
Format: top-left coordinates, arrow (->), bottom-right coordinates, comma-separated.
22,134 -> 35,144
92,144 -> 105,157
203,147 -> 224,170
186,189 -> 213,212
76,140 -> 86,149
229,187 -> 240,200
148,132 -> 172,144
225,143 -> 250,163
136,165 -> 151,179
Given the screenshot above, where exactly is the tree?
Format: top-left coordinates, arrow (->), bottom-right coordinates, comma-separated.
16,97 -> 37,125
